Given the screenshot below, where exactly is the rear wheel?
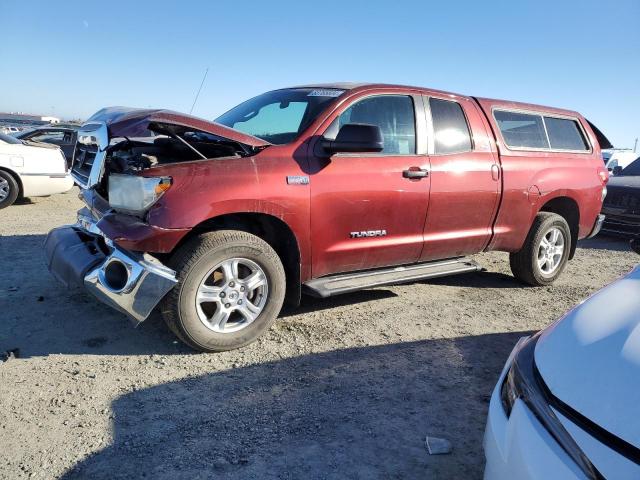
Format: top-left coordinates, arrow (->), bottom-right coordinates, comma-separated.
0,171 -> 19,209
161,230 -> 286,352
510,212 -> 571,286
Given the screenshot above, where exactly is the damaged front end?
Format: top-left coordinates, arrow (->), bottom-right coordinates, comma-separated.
45,107 -> 269,323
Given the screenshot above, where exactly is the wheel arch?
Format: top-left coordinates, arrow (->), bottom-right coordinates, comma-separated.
172,212 -> 302,308
538,196 -> 580,260
0,166 -> 23,198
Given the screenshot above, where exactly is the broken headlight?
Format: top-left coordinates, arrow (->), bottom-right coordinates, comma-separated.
108,173 -> 171,215
500,335 -> 603,479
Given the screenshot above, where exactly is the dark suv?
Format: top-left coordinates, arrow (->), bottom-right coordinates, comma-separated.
14,125 -> 79,166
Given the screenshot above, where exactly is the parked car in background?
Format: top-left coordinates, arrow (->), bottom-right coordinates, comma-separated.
0,132 -> 73,208
0,126 -> 21,134
13,124 -> 79,167
45,83 -> 610,351
601,156 -> 640,236
484,237 -> 640,479
602,149 -> 637,174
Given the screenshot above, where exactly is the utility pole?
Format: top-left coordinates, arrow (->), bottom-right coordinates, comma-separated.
634,137 -> 638,153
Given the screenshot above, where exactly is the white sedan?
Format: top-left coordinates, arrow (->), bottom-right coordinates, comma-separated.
484,238 -> 640,479
0,132 -> 73,208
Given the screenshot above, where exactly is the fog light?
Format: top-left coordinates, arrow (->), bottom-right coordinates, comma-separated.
103,259 -> 129,291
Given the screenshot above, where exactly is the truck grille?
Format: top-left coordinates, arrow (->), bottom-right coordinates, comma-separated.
70,122 -> 109,189
604,190 -> 639,212
71,144 -> 98,185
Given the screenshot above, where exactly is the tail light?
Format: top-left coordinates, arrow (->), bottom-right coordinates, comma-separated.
597,167 -> 609,185
597,167 -> 609,202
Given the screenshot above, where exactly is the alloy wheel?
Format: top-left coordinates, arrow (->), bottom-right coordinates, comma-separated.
195,257 -> 268,333
537,227 -> 565,275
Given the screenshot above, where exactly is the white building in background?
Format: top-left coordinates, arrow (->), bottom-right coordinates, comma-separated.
0,112 -> 61,126
40,116 -> 60,124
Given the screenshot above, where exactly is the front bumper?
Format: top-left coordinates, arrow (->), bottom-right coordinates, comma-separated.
483,341 -> 585,479
44,221 -> 177,323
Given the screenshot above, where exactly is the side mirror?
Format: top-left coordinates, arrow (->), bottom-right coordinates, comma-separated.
612,166 -> 623,176
321,124 -> 384,155
631,237 -> 640,255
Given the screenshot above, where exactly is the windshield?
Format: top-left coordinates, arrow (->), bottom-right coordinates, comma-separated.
215,88 -> 345,145
620,157 -> 640,176
0,132 -> 22,144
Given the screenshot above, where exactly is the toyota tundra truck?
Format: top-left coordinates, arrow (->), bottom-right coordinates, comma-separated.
44,83 -> 611,352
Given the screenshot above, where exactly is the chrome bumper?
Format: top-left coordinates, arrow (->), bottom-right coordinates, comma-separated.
44,213 -> 177,323
586,214 -> 606,239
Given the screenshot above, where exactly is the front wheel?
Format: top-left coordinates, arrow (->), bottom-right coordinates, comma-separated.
510,212 -> 571,286
161,230 -> 286,352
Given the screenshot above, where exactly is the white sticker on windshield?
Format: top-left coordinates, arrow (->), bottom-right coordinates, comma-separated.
307,89 -> 345,97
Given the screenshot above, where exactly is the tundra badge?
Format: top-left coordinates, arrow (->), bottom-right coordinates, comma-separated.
286,176 -> 309,185
350,230 -> 387,239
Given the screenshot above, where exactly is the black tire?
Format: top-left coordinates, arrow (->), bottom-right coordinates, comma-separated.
510,212 -> 571,286
0,171 -> 19,209
161,230 -> 286,352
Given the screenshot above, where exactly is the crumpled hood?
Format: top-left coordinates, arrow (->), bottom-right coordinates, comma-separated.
535,265 -> 640,449
86,106 -> 271,148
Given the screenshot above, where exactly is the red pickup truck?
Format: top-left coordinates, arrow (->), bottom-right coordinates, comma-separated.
45,83 -> 610,351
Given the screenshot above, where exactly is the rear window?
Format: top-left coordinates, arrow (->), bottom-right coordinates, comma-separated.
430,98 -> 472,154
544,117 -> 589,151
494,110 -> 549,149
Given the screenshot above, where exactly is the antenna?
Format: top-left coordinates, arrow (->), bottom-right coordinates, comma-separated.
189,67 -> 209,115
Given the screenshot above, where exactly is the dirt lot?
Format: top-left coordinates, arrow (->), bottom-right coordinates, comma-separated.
0,190 -> 637,479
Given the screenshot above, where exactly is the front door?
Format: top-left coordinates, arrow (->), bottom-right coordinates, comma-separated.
309,93 -> 431,278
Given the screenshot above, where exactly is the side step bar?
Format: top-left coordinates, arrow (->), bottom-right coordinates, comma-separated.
303,258 -> 483,298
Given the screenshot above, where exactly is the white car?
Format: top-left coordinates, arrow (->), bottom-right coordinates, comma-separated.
484,239 -> 640,479
603,149 -> 638,174
0,132 -> 74,208
1,126 -> 20,134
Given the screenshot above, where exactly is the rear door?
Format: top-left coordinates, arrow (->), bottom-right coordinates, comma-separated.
419,95 -> 501,261
309,92 -> 431,277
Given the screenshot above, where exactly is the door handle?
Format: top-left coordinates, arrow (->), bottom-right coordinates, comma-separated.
403,168 -> 429,179
491,164 -> 501,181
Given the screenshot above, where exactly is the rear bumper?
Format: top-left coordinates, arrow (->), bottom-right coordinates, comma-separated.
600,213 -> 640,237
21,172 -> 74,197
44,222 -> 177,323
586,214 -> 606,239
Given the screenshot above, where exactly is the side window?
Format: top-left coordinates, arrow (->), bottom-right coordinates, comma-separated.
543,117 -> 589,151
429,98 -> 472,154
31,131 -> 65,144
494,110 -> 549,149
328,95 -> 416,154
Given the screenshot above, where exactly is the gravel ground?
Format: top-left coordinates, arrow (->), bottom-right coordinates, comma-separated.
1,190 -> 638,479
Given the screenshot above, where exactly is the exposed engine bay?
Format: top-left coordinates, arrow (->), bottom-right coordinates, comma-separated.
106,122 -> 254,175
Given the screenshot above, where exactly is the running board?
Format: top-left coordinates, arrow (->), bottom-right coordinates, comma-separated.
303,258 -> 483,298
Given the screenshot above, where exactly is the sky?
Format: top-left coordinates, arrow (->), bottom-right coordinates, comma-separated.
1,0 -> 638,148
